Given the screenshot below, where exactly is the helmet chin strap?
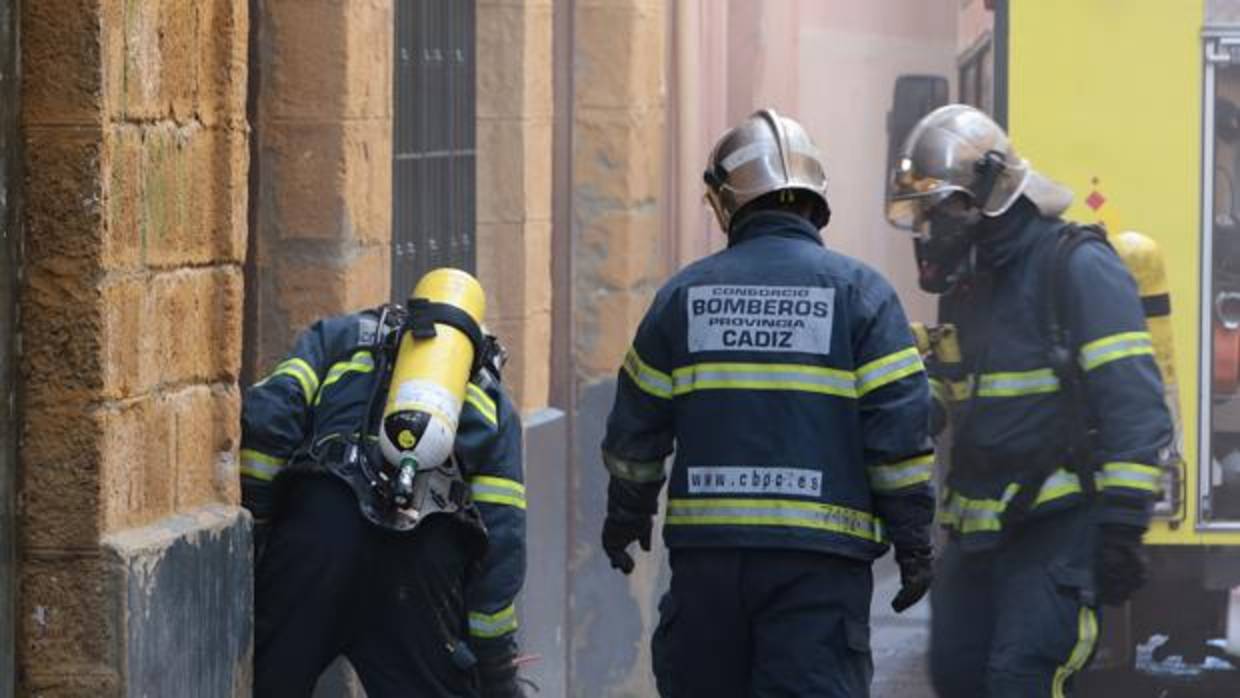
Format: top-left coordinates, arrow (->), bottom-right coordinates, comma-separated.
970,150 -> 1008,214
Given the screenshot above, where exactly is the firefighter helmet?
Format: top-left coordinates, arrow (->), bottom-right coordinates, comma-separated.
886,104 -> 1073,232
704,109 -> 831,232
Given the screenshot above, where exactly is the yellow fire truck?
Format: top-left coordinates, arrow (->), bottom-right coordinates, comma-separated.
890,0 -> 1240,693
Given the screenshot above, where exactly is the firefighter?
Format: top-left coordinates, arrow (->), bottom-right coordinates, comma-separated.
886,104 -> 1174,697
241,275 -> 528,698
601,109 -> 935,697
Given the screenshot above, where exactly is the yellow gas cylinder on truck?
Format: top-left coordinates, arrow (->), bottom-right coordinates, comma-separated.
379,268 -> 486,503
1113,231 -> 1183,513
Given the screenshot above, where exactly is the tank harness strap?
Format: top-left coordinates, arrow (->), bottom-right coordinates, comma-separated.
405,297 -> 497,379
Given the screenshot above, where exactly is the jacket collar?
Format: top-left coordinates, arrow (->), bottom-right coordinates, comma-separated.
973,198 -> 1045,269
727,211 -> 824,248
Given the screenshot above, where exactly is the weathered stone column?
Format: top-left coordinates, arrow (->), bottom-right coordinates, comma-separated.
19,0 -> 251,694
568,1 -> 669,695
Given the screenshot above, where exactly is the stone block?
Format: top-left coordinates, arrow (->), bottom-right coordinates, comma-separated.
477,118 -> 526,225
522,4 -> 554,120
343,0 -> 392,120
20,671 -> 122,698
171,384 -> 241,510
24,129 -> 105,269
152,267 -> 244,385
477,5 -> 527,119
522,118 -> 553,221
342,119 -> 393,246
98,395 -> 174,533
100,276 -> 157,400
191,125 -> 250,266
21,262 -> 104,410
262,121 -> 347,240
521,219 -> 553,315
20,403 -> 105,550
573,108 -> 665,208
260,0 -> 348,121
159,0 -> 199,122
575,288 -> 652,380
574,3 -> 665,111
19,553 -> 121,675
474,221 -> 526,324
273,243 -> 390,335
195,0 -> 250,127
140,123 -> 199,269
22,0 -> 105,124
105,125 -> 145,272
579,208 -> 664,290
101,506 -> 252,698
119,0 -> 164,120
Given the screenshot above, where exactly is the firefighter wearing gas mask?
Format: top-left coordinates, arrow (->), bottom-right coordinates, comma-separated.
887,105 -> 1174,697
240,269 -> 528,698
601,109 -> 934,697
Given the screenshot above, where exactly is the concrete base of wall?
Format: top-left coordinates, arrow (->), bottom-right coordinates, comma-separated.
102,505 -> 252,698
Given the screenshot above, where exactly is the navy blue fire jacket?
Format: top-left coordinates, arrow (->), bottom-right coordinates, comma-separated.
239,308 -> 526,649
602,211 -> 935,561
934,201 -> 1174,550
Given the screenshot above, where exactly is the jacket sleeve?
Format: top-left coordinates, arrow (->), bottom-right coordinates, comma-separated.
1065,241 -> 1173,529
600,290 -> 677,485
854,278 -> 935,553
458,374 -> 527,656
239,319 -> 332,519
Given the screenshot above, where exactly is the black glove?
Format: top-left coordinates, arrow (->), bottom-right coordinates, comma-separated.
474,645 -> 527,698
1096,524 -> 1148,606
891,545 -> 934,613
602,477 -> 663,575
252,518 -> 271,564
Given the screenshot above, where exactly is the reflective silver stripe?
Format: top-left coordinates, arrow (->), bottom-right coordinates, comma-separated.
666,498 -> 883,542
1034,469 -> 1084,506
469,604 -> 518,639
977,369 -> 1061,397
1098,462 -> 1162,493
938,491 -> 1005,533
240,449 -> 286,482
1079,332 -> 1154,371
856,347 -> 924,396
603,451 -> 665,483
868,454 -> 933,492
623,348 -> 673,399
314,352 -> 376,404
672,363 -> 857,398
268,358 -> 320,403
469,476 -> 526,509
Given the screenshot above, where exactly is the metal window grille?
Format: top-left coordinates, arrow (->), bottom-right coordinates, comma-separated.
0,0 -> 16,693
392,0 -> 477,301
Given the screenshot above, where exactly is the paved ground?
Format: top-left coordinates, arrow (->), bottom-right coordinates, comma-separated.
870,555 -> 936,698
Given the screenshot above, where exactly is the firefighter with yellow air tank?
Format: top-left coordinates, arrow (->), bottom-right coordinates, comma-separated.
240,269 -> 529,697
887,104 -> 1175,696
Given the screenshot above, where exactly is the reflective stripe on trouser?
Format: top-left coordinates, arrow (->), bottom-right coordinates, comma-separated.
241,448 -> 286,482
666,498 -> 884,543
930,503 -> 1099,697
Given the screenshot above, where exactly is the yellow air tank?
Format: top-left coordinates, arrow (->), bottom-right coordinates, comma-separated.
1113,231 -> 1183,513
379,268 -> 486,499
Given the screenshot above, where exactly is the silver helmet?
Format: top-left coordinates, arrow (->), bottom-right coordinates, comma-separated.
885,104 -> 1073,232
704,109 -> 830,231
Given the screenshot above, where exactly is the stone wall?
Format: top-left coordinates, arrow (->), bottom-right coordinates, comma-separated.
475,0 -> 554,411
18,0 -> 251,694
245,0 -> 393,381
567,1 -> 669,696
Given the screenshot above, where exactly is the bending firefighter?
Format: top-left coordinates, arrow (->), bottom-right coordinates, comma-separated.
241,269 -> 529,698
886,105 -> 1174,697
601,109 -> 935,697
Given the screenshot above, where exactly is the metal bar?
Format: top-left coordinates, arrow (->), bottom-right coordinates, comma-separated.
0,0 -> 17,693
994,0 -> 1009,129
1200,38 -> 1220,530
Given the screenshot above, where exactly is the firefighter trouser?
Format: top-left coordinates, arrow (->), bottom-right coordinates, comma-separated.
652,548 -> 873,698
254,475 -> 479,698
929,504 -> 1100,697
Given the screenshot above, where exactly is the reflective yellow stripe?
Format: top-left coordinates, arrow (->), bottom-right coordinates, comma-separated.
465,383 -> 498,426
469,603 -> 518,639
470,476 -> 526,509
623,348 -> 673,399
856,347 -> 924,396
266,358 -> 320,403
313,351 -> 375,405
1098,461 -> 1162,494
240,448 -> 286,482
1079,331 -> 1155,371
672,362 -> 857,398
938,470 -> 1085,535
869,453 -> 934,492
666,498 -> 884,543
603,451 -> 665,483
977,368 -> 1060,397
1052,607 -> 1099,698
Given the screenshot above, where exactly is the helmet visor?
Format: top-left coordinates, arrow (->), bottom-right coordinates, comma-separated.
885,187 -> 967,232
